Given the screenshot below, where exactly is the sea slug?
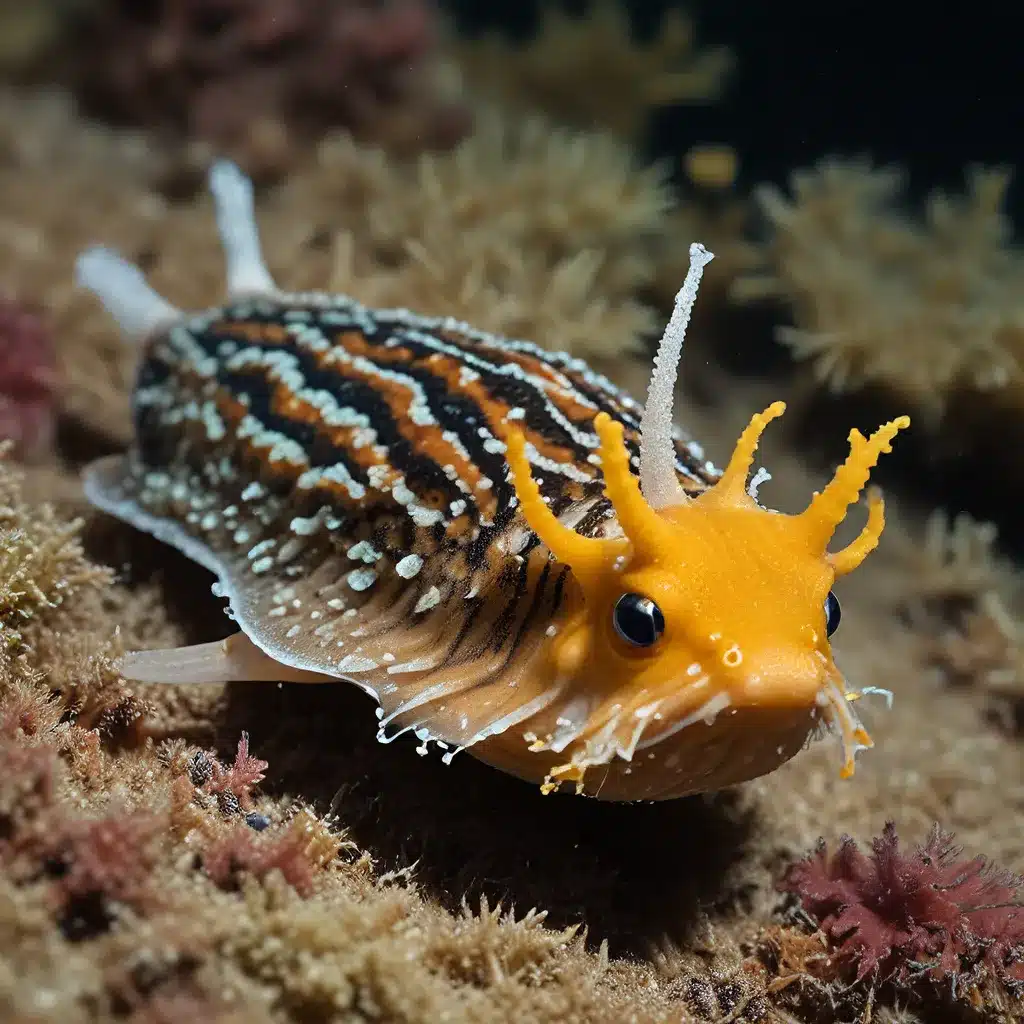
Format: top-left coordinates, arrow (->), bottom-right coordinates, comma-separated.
76,161 -> 909,800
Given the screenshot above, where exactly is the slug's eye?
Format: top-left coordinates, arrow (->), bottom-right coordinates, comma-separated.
612,592 -> 665,648
824,591 -> 842,637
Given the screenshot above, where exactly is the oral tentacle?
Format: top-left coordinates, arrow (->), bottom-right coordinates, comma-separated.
821,676 -> 874,779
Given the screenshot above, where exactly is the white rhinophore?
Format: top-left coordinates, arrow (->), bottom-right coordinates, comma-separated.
209,159 -> 276,297
638,241 -> 714,510
75,247 -> 181,340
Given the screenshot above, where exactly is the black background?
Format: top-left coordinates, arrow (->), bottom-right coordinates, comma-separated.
447,1 -> 1020,224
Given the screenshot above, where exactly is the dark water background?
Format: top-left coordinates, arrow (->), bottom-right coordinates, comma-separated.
450,0 -> 1021,224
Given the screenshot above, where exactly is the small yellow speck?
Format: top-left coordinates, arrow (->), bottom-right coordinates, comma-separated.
683,144 -> 738,189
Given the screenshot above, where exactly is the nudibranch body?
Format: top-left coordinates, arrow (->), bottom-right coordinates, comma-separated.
77,161 -> 908,801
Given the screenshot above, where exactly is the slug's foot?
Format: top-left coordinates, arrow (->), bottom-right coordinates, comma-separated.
118,630 -> 333,685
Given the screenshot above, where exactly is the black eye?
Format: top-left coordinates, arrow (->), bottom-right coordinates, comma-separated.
824,591 -> 842,637
612,593 -> 665,648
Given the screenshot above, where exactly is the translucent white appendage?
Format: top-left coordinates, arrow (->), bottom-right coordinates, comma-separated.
119,632 -> 334,685
75,247 -> 181,340
639,242 -> 715,510
209,159 -> 276,297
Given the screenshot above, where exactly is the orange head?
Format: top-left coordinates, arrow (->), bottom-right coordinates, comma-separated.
503,244 -> 910,797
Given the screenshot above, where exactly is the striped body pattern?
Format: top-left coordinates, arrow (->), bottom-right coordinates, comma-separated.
131,293 -> 717,597
79,161 -> 908,801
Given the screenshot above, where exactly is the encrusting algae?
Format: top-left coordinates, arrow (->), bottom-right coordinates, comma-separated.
886,509 -> 1024,735
2,445 -> 639,1023
735,159 -> 1022,423
454,0 -> 733,142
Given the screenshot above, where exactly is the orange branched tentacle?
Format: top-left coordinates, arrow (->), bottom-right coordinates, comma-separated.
594,413 -> 676,560
714,401 -> 787,500
830,487 -> 886,577
506,427 -> 621,577
798,415 -> 910,552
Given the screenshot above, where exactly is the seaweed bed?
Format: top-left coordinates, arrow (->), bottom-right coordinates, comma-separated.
0,4 -> 1022,1023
